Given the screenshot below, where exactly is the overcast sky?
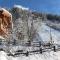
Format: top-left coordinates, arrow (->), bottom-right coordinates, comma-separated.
0,0 -> 60,15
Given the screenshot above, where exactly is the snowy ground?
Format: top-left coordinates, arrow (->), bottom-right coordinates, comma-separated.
0,51 -> 60,60
37,23 -> 60,44
0,23 -> 60,60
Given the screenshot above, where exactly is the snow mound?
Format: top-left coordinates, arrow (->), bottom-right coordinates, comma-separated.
14,5 -> 29,10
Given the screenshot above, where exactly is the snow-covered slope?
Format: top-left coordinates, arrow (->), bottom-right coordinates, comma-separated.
0,6 -> 60,60
33,23 -> 60,44
0,23 -> 60,60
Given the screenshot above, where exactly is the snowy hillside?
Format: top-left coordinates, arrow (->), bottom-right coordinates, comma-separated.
0,23 -> 60,60
0,5 -> 60,60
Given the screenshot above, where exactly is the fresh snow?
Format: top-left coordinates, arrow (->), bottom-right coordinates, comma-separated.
0,23 -> 60,60
0,51 -> 60,60
0,51 -> 8,60
37,23 -> 60,44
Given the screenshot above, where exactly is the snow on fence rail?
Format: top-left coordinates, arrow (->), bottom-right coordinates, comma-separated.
0,42 -> 59,57
7,45 -> 60,57
0,40 -> 60,57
